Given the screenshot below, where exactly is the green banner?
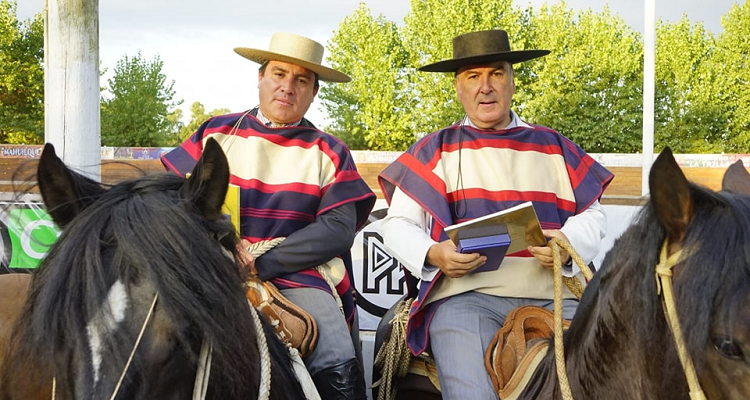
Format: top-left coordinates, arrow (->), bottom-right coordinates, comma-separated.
4,207 -> 59,269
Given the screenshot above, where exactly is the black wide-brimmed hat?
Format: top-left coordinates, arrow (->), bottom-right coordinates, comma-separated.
418,29 -> 550,72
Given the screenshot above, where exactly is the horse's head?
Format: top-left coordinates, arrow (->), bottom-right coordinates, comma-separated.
648,149 -> 750,399
11,139 -> 274,399
574,148 -> 750,399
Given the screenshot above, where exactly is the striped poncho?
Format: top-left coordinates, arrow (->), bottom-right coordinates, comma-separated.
378,122 -> 613,355
162,111 -> 376,326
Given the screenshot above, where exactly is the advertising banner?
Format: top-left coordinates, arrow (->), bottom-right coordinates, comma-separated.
350,201 -> 408,330
0,202 -> 59,271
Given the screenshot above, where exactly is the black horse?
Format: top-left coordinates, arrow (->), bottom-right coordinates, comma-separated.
374,148 -> 750,400
0,139 -> 307,399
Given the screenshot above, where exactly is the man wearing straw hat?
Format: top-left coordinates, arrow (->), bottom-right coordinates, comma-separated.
162,32 -> 375,399
377,29 -> 613,399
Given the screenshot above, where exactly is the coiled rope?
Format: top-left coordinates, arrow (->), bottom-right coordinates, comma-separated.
372,297 -> 415,400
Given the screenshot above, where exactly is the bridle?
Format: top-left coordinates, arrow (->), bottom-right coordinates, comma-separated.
51,292 -> 273,400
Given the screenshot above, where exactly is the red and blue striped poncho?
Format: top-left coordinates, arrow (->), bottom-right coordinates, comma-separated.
161,111 -> 376,326
378,123 -> 614,355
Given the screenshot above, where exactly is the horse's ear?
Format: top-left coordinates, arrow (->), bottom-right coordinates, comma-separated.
180,138 -> 230,220
721,160 -> 750,195
649,147 -> 694,243
37,143 -> 106,229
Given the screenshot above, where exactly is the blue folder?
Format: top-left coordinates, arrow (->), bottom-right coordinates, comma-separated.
456,225 -> 511,273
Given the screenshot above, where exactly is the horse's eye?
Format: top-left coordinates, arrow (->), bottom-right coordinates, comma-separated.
712,336 -> 743,360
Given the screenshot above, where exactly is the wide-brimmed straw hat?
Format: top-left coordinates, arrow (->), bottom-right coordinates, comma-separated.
418,29 -> 550,73
234,32 -> 350,82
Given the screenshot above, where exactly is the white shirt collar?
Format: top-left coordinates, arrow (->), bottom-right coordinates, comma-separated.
256,108 -> 302,127
461,110 -> 531,130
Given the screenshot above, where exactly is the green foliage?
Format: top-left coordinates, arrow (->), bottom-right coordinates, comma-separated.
321,3 -> 414,150
714,1 -> 750,151
100,52 -> 183,147
178,101 -> 230,141
0,0 -> 43,144
653,17 -> 722,153
522,4 -> 643,152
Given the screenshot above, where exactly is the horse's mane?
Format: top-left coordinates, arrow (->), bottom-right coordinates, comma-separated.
12,172 -> 265,394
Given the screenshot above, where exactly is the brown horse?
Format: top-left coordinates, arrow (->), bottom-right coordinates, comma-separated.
374,148 -> 750,400
0,273 -> 49,399
0,139 -> 307,400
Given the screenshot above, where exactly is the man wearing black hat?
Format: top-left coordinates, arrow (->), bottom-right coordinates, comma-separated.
162,32 -> 375,399
378,29 -> 614,398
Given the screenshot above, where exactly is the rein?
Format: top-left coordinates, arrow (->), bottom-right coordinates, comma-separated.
655,240 -> 707,400
548,238 -> 593,400
548,238 -> 707,400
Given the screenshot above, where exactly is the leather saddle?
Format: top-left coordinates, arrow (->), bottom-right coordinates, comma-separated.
484,305 -> 570,399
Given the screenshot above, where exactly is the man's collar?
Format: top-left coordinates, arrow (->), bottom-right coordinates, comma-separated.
256,109 -> 302,127
462,110 -> 529,130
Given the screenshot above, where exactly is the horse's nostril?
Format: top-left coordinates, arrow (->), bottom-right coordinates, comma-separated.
712,336 -> 743,360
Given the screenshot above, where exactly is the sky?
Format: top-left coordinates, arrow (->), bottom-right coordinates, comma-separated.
16,0 -> 741,126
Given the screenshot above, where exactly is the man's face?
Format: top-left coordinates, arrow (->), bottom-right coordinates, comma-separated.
258,60 -> 318,124
455,61 -> 516,130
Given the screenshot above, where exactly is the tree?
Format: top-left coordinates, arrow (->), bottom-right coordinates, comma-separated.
0,0 -> 43,144
522,4 -> 643,152
653,17 -> 726,153
322,3 -> 413,150
714,1 -> 750,151
100,52 -> 183,147
177,101 -> 230,141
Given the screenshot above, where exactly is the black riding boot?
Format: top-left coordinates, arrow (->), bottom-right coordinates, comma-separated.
311,358 -> 367,400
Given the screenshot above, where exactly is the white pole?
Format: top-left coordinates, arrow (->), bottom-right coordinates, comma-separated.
44,0 -> 101,181
642,0 -> 656,195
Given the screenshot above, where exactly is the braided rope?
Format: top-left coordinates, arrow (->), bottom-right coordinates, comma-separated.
110,292 -> 159,400
655,241 -> 706,400
548,238 -> 594,400
193,340 -> 213,400
246,237 -> 286,258
373,298 -> 415,400
249,300 -> 272,400
316,265 -> 345,315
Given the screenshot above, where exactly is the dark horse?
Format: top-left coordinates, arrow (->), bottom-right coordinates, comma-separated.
0,139 -> 306,399
375,148 -> 750,400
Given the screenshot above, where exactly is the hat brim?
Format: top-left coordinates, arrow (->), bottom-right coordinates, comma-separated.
418,50 -> 550,72
234,47 -> 351,83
